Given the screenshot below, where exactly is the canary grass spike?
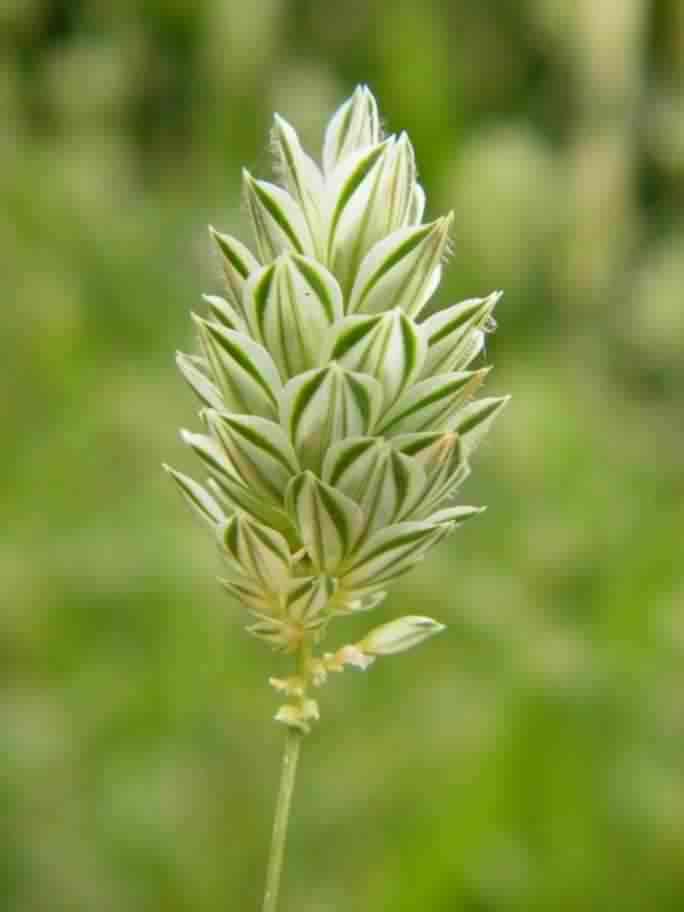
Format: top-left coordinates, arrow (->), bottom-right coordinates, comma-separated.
166,85 -> 508,726
166,85 -> 509,912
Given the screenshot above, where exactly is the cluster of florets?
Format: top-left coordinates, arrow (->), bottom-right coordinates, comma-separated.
165,87 -> 507,727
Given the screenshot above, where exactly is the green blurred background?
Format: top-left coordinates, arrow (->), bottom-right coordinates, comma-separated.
2,1 -> 683,909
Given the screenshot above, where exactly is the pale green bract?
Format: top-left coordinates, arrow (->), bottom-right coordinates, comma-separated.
165,86 -> 508,730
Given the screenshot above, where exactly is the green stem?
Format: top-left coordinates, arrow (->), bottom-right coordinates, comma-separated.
262,641 -> 310,912
261,726 -> 303,912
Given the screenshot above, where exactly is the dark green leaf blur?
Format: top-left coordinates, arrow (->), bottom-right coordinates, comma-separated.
2,1 -> 683,909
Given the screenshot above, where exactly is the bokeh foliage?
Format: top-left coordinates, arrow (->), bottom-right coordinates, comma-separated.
2,1 -> 683,909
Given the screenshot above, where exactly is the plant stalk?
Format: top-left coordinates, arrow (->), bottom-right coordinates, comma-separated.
261,725 -> 303,912
262,641 -> 310,912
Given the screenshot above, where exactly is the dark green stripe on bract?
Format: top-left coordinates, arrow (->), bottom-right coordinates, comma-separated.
287,473 -> 306,516
253,266 -> 276,340
293,257 -> 335,322
174,474 -> 200,506
241,529 -> 262,578
222,417 -> 294,474
286,579 -> 313,608
208,301 -> 239,331
191,443 -> 227,479
367,536 -> 435,581
331,317 -> 377,360
289,369 -> 328,441
389,452 -> 410,507
223,518 -> 240,555
398,312 -> 418,384
208,327 -> 276,406
328,439 -> 378,488
177,353 -> 220,406
250,522 -> 285,563
336,101 -> 355,161
329,144 -> 386,246
349,526 -> 433,571
345,372 -> 373,426
214,234 -> 251,278
396,434 -> 442,457
278,131 -> 302,200
318,482 -> 351,554
304,478 -> 325,566
428,301 -> 481,346
382,375 -> 474,433
457,398 -> 505,434
281,264 -> 303,378
252,182 -> 304,253
358,223 -> 433,304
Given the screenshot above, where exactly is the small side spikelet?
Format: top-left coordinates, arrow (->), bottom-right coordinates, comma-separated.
166,86 -> 508,724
